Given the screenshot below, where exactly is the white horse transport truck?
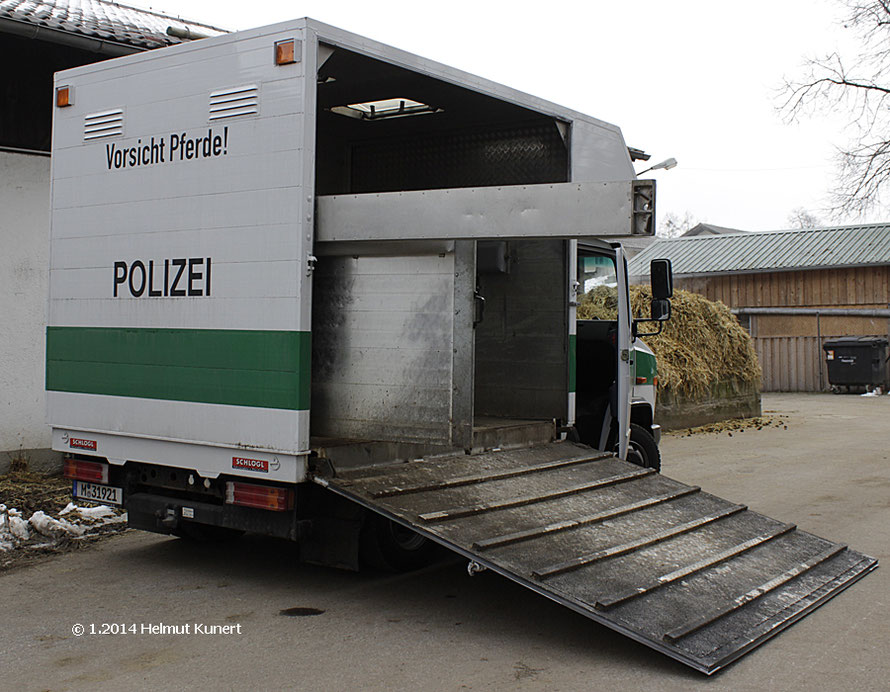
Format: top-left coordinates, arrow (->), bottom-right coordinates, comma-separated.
48,19 -> 876,674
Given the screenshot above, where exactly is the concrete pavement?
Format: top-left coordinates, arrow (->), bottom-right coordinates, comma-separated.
1,393 -> 887,691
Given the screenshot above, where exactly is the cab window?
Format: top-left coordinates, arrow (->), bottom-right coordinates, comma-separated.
577,253 -> 618,321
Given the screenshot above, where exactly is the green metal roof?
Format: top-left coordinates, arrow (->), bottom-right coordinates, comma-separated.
629,223 -> 890,278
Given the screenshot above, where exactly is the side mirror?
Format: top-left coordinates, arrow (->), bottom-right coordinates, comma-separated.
650,259 -> 673,300
650,298 -> 671,321
634,260 -> 673,337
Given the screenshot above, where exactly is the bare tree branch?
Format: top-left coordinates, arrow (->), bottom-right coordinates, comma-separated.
781,1 -> 890,216
658,211 -> 698,238
787,207 -> 823,228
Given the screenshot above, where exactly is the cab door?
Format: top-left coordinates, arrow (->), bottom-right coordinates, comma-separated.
614,245 -> 632,460
575,243 -> 630,458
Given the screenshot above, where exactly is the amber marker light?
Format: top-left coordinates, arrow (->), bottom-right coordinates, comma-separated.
56,86 -> 72,107
275,39 -> 296,65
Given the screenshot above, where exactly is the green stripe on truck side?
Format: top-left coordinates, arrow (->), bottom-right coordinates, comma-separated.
46,327 -> 311,410
634,346 -> 657,383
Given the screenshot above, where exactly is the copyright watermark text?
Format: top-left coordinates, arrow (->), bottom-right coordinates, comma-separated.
72,622 -> 242,636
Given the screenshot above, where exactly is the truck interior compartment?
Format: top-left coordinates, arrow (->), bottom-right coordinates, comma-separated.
310,45 -> 570,463
313,44 -> 569,197
309,240 -> 565,463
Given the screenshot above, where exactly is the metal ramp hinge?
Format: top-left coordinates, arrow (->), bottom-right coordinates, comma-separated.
307,253 -> 318,276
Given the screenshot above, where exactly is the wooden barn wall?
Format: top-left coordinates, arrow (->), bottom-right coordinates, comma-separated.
675,266 -> 890,309
674,267 -> 890,392
755,336 -> 827,392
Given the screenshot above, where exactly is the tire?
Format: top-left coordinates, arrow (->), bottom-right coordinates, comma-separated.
360,513 -> 436,572
625,423 -> 661,472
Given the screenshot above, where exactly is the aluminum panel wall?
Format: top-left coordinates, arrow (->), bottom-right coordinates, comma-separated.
316,181 -> 637,242
47,23 -> 314,458
570,119 -> 635,183
311,253 -> 456,444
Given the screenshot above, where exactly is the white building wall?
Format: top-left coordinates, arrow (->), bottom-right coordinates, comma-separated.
0,150 -> 58,472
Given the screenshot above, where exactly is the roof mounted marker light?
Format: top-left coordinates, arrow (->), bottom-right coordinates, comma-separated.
56,86 -> 72,108
275,39 -> 297,65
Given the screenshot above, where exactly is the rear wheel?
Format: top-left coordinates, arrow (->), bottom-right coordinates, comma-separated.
360,513 -> 436,572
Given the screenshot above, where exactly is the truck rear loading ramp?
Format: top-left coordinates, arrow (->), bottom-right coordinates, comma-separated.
314,442 -> 877,674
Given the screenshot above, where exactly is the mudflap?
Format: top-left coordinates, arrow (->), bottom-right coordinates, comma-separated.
312,442 -> 877,674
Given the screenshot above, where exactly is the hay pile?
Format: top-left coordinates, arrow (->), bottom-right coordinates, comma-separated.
577,285 -> 761,399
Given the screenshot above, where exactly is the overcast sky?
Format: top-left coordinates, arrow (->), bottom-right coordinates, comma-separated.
135,0 -> 869,232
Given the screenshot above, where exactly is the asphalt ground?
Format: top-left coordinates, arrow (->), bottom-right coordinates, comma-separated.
1,393 -> 887,691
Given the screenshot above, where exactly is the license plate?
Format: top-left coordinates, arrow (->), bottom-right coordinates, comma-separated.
73,480 -> 123,506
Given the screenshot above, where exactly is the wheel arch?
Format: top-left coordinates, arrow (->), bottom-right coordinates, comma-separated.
630,401 -> 653,432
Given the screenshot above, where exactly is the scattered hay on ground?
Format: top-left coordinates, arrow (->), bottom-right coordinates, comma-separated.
666,415 -> 789,437
578,285 -> 761,399
0,471 -> 71,518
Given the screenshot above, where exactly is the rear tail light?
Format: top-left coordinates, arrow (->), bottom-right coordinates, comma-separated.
64,458 -> 108,483
635,376 -> 648,385
225,482 -> 293,511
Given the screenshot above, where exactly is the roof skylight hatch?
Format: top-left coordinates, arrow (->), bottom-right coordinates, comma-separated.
330,98 -> 443,121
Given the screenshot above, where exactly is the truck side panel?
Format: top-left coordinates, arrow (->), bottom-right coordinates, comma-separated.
48,23 -> 314,476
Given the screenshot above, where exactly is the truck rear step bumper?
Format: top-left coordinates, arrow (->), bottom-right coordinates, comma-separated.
127,493 -> 299,541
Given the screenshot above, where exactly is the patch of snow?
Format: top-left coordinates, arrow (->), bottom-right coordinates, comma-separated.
29,511 -> 85,538
9,516 -> 31,541
61,504 -> 116,520
0,501 -> 126,556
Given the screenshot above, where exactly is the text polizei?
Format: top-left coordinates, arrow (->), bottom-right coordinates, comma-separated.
114,258 -> 211,298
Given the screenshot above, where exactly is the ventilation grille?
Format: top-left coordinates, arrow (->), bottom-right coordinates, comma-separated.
209,84 -> 259,121
84,109 -> 124,140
